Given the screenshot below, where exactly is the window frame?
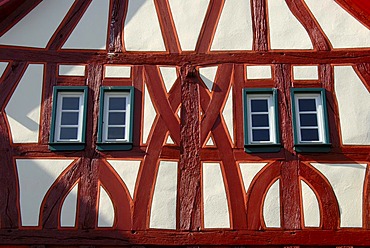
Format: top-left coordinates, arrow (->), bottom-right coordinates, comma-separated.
291,88 -> 331,152
97,86 -> 134,151
243,88 -> 281,153
49,86 -> 88,151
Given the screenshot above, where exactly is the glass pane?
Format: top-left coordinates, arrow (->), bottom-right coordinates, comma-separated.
298,99 -> 316,112
108,127 -> 125,139
61,112 -> 79,125
62,97 -> 80,110
108,112 -> 126,125
301,129 -> 319,141
300,114 -> 318,127
60,127 -> 78,140
251,99 -> 268,112
252,129 -> 270,141
252,114 -> 269,127
109,97 -> 126,110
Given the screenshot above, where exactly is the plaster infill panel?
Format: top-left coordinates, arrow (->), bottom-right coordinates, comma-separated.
59,65 -> 86,77
105,66 -> 131,78
5,64 -> 43,143
0,62 -> 9,78
0,0 -> 74,48
142,84 -> 157,144
199,66 -> 217,92
159,67 -> 178,93
293,66 -> 319,80
203,162 -> 230,228
150,161 -> 178,230
60,183 -> 78,227
211,0 -> 253,51
301,180 -> 320,227
263,179 -> 281,228
98,186 -> 115,227
124,0 -> 165,51
222,86 -> 234,144
334,66 -> 370,145
239,163 -> 268,193
246,65 -> 272,80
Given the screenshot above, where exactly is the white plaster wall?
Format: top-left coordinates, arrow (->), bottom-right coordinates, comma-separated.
105,66 -> 131,78
150,161 -> 178,229
246,65 -> 272,79
263,179 -> 281,228
203,162 -> 230,228
304,0 -> 370,48
0,0 -> 74,48
311,163 -> 367,227
168,0 -> 209,51
124,0 -> 165,51
0,62 -> 8,78
205,135 -> 215,146
165,134 -> 175,145
222,87 -> 234,144
63,0 -> 109,50
107,159 -> 141,199
211,0 -> 253,51
199,66 -> 217,91
267,0 -> 313,49
142,84 -> 157,144
239,163 -> 268,193
59,65 -> 86,77
159,67 -> 177,93
293,66 -> 318,80
16,159 -> 73,226
60,183 -> 78,227
5,64 -> 43,143
334,66 -> 370,145
98,186 -> 115,227
301,180 -> 320,227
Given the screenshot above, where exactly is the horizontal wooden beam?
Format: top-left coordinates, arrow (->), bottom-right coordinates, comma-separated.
1,47 -> 370,65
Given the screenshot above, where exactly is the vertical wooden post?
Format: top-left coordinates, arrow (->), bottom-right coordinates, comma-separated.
178,65 -> 201,231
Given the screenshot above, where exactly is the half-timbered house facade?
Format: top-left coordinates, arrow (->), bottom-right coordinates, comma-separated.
0,0 -> 370,247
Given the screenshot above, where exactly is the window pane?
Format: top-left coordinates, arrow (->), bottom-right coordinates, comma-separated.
108,112 -> 126,125
108,127 -> 125,139
252,129 -> 270,141
298,99 -> 316,112
61,112 -> 79,125
62,97 -> 80,110
299,114 -> 318,127
301,129 -> 319,141
60,127 -> 78,140
109,97 -> 126,110
252,114 -> 269,127
251,99 -> 268,112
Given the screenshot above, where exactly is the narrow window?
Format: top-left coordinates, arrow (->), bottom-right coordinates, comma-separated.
244,89 -> 280,153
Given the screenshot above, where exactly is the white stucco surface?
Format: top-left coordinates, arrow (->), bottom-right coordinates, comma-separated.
59,65 -> 86,76
142,85 -> 157,144
124,0 -> 165,51
203,162 -> 230,228
16,159 -> 73,226
166,134 -> 175,145
311,163 -> 367,227
293,66 -> 319,80
150,161 -> 178,229
239,163 -> 268,193
159,67 -> 177,93
98,186 -> 115,227
304,0 -> 370,48
222,86 -> 234,144
107,159 -> 141,199
263,179 -> 281,228
246,65 -> 272,79
0,0 -> 74,48
199,66 -> 217,91
104,66 -> 131,78
211,0 -> 253,51
63,0 -> 109,50
0,62 -> 8,78
301,180 -> 320,227
60,183 -> 78,227
334,66 -> 370,145
205,135 -> 215,146
5,64 -> 43,143
268,0 -> 313,49
168,0 -> 209,51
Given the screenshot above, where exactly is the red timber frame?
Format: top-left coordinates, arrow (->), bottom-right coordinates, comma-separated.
0,0 -> 370,247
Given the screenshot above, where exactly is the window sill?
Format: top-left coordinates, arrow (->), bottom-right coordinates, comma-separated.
96,142 -> 133,151
294,143 -> 331,153
49,142 -> 85,151
244,143 -> 281,153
